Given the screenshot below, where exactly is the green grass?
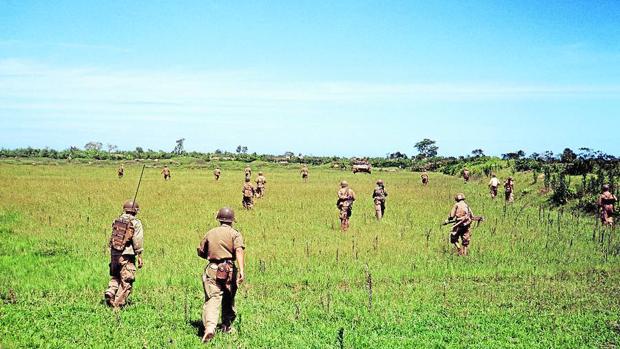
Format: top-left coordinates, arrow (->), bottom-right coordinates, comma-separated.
0,163 -> 619,348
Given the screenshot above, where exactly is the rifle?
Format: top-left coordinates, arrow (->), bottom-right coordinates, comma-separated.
442,215 -> 485,227
131,165 -> 146,211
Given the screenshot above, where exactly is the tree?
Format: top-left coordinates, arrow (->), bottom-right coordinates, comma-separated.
135,147 -> 144,154
107,144 -> 118,153
561,148 -> 577,163
388,151 -> 408,159
471,149 -> 485,157
414,139 -> 439,158
241,146 -> 248,154
84,141 -> 102,151
173,138 -> 186,155
502,150 -> 525,160
236,145 -> 242,154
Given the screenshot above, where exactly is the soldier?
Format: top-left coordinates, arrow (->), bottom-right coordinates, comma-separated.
336,181 -> 356,231
300,165 -> 309,183
161,165 -> 171,181
117,164 -> 124,179
104,200 -> 144,308
462,168 -> 470,183
598,184 -> 617,227
444,194 -> 483,256
244,166 -> 252,181
196,207 -> 245,343
372,179 -> 388,220
421,172 -> 429,186
489,174 -> 500,199
504,176 -> 515,203
242,178 -> 255,209
255,172 -> 267,198
214,167 -> 222,181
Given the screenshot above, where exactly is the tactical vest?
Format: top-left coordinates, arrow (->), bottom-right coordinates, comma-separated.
373,187 -> 386,201
110,217 -> 135,252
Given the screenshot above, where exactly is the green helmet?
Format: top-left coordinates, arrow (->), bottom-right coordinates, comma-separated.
216,207 -> 235,223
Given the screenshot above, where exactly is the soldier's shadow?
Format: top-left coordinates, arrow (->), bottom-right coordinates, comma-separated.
189,319 -> 205,339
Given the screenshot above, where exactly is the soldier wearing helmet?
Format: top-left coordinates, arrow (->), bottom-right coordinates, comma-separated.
197,207 -> 246,343
104,200 -> 144,308
598,184 -> 617,227
242,178 -> 256,209
489,174 -> 500,199
244,166 -> 252,181
255,171 -> 267,198
214,167 -> 222,181
117,164 -> 125,179
161,165 -> 171,181
444,193 -> 482,256
336,180 -> 356,231
462,168 -> 470,183
504,176 -> 515,203
421,172 -> 429,186
300,165 -> 309,183
372,179 -> 388,220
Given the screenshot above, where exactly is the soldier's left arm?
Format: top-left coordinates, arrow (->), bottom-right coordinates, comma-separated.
132,220 -> 144,255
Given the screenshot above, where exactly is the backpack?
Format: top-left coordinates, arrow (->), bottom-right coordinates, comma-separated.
110,217 -> 135,251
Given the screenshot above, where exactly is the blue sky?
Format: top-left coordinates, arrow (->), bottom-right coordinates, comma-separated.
1,0 -> 619,156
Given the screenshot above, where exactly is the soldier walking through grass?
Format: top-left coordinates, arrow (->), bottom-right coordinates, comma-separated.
489,173 -> 500,199
372,179 -> 388,220
242,178 -> 255,209
255,172 -> 267,198
244,166 -> 252,181
214,167 -> 222,181
337,180 -> 356,231
104,200 -> 144,308
462,168 -> 470,183
196,207 -> 245,343
117,164 -> 124,179
504,176 -> 515,203
161,165 -> 171,181
421,172 -> 429,186
598,184 -> 617,227
301,165 -> 309,182
444,194 -> 483,256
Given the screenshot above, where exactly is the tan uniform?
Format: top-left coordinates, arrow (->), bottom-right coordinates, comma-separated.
337,187 -> 356,229
301,167 -> 309,182
421,173 -> 429,185
161,167 -> 171,180
242,183 -> 255,209
118,166 -> 124,178
105,213 -> 144,307
504,179 -> 515,202
244,167 -> 252,181
489,177 -> 500,198
462,170 -> 470,182
214,168 -> 221,181
197,224 -> 245,335
372,186 -> 388,219
598,191 -> 617,226
449,201 -> 474,247
255,175 -> 267,198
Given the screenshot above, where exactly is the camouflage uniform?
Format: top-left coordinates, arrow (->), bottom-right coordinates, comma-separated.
504,177 -> 515,203
598,186 -> 617,226
372,180 -> 388,220
197,208 -> 245,342
242,180 -> 255,209
118,165 -> 124,179
489,175 -> 500,199
301,166 -> 309,182
255,173 -> 267,198
421,172 -> 429,186
336,182 -> 356,231
214,168 -> 222,181
447,195 -> 475,256
161,166 -> 171,180
104,206 -> 144,308
244,167 -> 252,181
462,169 -> 470,183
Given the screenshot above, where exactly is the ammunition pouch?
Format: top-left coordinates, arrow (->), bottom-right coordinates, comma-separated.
213,260 -> 234,283
110,218 -> 134,252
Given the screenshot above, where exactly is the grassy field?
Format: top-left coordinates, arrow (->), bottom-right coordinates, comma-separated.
1,162 -> 619,348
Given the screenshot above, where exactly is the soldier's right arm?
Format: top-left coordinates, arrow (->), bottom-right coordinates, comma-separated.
197,235 -> 209,259
449,204 -> 458,219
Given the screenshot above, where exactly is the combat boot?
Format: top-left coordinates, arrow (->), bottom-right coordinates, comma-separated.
104,291 -> 115,306
202,332 -> 215,343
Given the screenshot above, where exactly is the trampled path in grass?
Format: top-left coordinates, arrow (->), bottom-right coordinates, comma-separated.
1,163 -> 619,348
